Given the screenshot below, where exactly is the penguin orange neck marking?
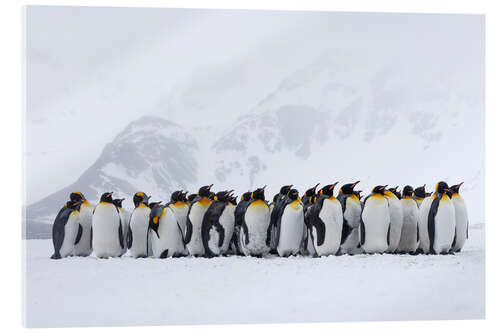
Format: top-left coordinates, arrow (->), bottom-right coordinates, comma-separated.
198,197 -> 211,206
384,191 -> 397,199
137,202 -> 148,208
172,201 -> 187,207
348,194 -> 359,203
327,196 -> 338,201
250,199 -> 267,207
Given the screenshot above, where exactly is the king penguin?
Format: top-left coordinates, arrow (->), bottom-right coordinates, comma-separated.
201,190 -> 234,257
51,198 -> 82,259
306,183 -> 343,257
396,186 -> 420,254
185,184 -> 214,256
113,198 -> 129,256
385,186 -> 404,253
92,192 -> 124,258
360,185 -> 391,254
275,188 -> 304,257
127,192 -> 152,258
149,201 -> 185,258
425,181 -> 456,254
240,186 -> 271,257
269,185 -> 293,253
70,192 -> 93,257
231,191 -> 252,255
300,183 -> 320,255
166,190 -> 190,256
450,182 -> 469,252
337,181 -> 362,255
413,185 -> 427,208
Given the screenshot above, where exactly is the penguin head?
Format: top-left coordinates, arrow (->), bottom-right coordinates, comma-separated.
100,192 -> 114,203
450,182 -> 464,194
272,193 -> 279,203
354,190 -> 363,200
287,188 -> 300,201
148,201 -> 162,209
388,186 -> 401,199
319,182 -> 338,197
279,185 -> 293,195
65,199 -> 82,211
241,191 -> 252,202
252,186 -> 267,201
229,195 -> 237,205
113,198 -> 125,208
180,191 -> 189,202
133,192 -> 149,207
198,184 -> 214,198
372,185 -> 387,195
402,185 -> 414,198
413,185 -> 426,198
187,193 -> 197,203
170,190 -> 183,202
304,183 -> 320,197
70,192 -> 86,202
435,181 -> 451,195
339,181 -> 360,195
214,190 -> 234,202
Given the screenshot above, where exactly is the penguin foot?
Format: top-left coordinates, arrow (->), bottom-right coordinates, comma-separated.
160,250 -> 169,259
50,253 -> 61,260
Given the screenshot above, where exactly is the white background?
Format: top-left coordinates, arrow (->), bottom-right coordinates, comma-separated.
1,0 -> 498,332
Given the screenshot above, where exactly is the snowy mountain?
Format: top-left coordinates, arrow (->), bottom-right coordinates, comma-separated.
25,53 -> 484,238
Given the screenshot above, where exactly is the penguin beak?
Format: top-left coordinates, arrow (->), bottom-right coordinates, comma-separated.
351,181 -> 360,188
106,192 -> 112,197
458,182 -> 464,188
313,183 -> 320,191
208,184 -> 214,189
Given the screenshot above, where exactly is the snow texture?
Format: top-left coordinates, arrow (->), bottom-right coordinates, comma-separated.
23,223 -> 484,328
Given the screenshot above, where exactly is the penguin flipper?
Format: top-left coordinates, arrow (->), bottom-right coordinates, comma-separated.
340,218 -> 352,245
74,223 -> 83,245
428,195 -> 440,254
416,223 -> 420,242
184,217 -> 193,244
127,225 -> 133,249
241,220 -> 250,245
90,226 -> 92,249
51,208 -> 70,258
118,221 -> 124,249
466,219 -> 469,239
359,218 -> 366,246
386,224 -> 391,247
216,223 -> 225,248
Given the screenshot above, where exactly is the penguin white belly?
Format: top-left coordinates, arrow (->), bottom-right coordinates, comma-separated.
277,202 -> 304,257
361,196 -> 390,254
72,203 -> 93,256
186,200 -> 211,256
241,200 -> 270,256
314,198 -> 343,256
451,196 -> 468,252
340,197 -> 362,254
151,207 -> 184,258
432,197 -> 456,254
219,205 -> 236,254
417,196 -> 433,253
169,204 -> 189,255
129,206 -> 151,258
92,203 -> 122,258
397,198 -> 419,253
207,227 -> 222,255
386,196 -> 404,253
59,211 -> 80,257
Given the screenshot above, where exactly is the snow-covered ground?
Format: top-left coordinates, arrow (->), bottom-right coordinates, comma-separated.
23,224 -> 485,328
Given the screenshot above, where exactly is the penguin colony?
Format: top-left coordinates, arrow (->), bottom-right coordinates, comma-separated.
50,181 -> 468,259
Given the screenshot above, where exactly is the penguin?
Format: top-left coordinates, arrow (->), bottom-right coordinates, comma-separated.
425,181 -> 456,254
337,181 -> 362,255
113,198 -> 129,255
269,185 -> 294,253
360,185 -> 391,254
187,193 -> 198,205
301,183 -> 320,208
92,192 -> 124,258
127,192 -> 152,258
306,183 -> 343,257
413,185 -> 427,208
240,186 -> 271,257
388,186 -> 402,200
219,192 -> 237,255
450,182 -> 469,252
396,186 -> 420,254
201,191 -> 234,257
50,198 -> 82,259
149,202 -> 185,258
417,189 -> 434,254
231,191 -> 252,255
70,192 -> 93,257
166,190 -> 190,256
384,187 -> 404,253
185,184 -> 214,256
275,188 -> 304,257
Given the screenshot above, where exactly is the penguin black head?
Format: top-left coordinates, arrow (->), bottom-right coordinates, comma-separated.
450,182 -> 464,194
272,193 -> 279,203
241,191 -> 252,202
214,190 -> 234,202
229,195 -> 237,205
304,183 -> 320,197
133,192 -> 149,207
170,190 -> 183,202
435,181 -> 451,194
252,186 -> 267,201
100,192 -> 114,203
402,185 -> 414,198
279,185 -> 293,195
413,185 -> 426,198
198,184 -> 214,198
339,181 -> 360,195
148,201 -> 162,209
388,186 -> 401,199
113,198 -> 125,208
180,191 -> 189,202
319,182 -> 338,197
354,190 -> 363,200
65,199 -> 82,211
287,188 -> 300,201
70,192 -> 86,202
372,185 -> 387,195
187,193 -> 197,202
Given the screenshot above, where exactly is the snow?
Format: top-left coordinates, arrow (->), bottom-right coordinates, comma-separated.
23,223 -> 485,328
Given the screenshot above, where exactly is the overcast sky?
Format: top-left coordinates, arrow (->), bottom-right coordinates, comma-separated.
25,6 -> 484,204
